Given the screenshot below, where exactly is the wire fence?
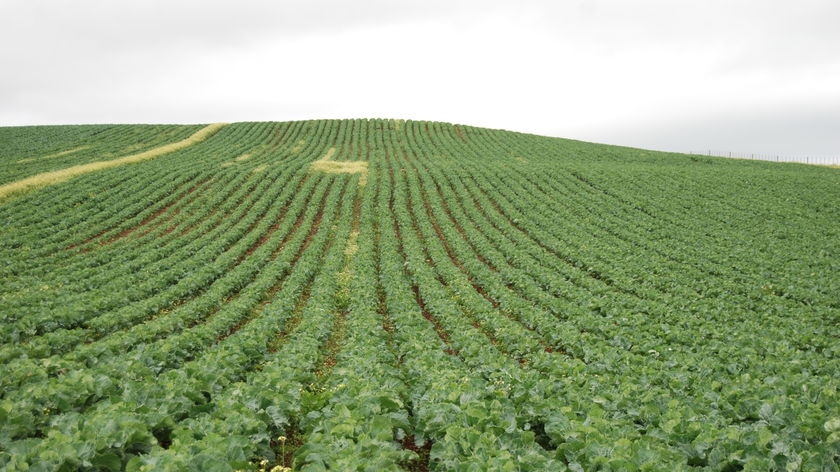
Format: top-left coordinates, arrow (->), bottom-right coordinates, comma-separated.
690,150 -> 840,166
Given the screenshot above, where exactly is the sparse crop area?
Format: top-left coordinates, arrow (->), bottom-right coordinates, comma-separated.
0,119 -> 838,471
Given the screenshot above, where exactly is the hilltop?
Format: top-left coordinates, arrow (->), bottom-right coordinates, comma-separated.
0,120 -> 838,471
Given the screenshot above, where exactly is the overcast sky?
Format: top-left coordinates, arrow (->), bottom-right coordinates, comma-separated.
1,0 -> 839,158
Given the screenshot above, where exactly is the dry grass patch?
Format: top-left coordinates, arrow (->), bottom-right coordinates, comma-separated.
0,123 -> 226,200
309,160 -> 368,175
320,147 -> 337,162
223,151 -> 259,167
309,147 -> 368,185
291,139 -> 307,154
344,230 -> 360,257
336,229 -> 361,312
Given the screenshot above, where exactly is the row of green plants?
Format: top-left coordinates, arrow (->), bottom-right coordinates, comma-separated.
0,124 -> 205,185
0,119 -> 837,470
0,125 -> 308,365
1,120 -> 350,469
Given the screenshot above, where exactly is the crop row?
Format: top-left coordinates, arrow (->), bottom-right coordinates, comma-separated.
0,124 -> 208,185
0,119 -> 837,470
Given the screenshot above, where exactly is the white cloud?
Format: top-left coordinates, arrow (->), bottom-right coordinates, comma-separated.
1,0 -> 838,157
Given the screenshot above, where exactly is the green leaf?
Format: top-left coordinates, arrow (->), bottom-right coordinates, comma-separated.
91,451 -> 122,471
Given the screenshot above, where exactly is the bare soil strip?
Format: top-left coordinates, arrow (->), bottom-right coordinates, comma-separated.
0,123 -> 227,200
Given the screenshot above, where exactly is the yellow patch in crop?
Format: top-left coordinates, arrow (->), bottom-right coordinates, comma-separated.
0,123 -> 227,200
222,152 -> 255,167
335,228 -> 360,310
17,146 -> 91,164
344,230 -> 359,257
309,147 -> 369,184
291,139 -> 307,154
252,165 -> 268,173
321,147 -> 337,162
310,160 -> 368,174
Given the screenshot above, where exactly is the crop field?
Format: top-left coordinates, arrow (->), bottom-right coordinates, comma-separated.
0,119 -> 838,471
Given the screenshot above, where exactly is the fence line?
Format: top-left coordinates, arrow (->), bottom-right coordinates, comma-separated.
689,150 -> 840,166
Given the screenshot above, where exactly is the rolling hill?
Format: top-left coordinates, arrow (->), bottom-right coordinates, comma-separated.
0,119 -> 838,471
